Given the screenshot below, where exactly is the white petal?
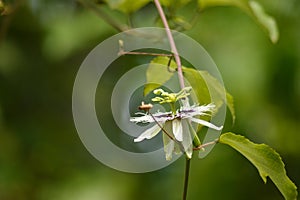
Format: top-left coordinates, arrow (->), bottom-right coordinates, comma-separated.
130,115 -> 153,123
134,124 -> 161,142
190,117 -> 223,131
180,104 -> 216,118
173,144 -> 181,155
195,103 -> 215,113
163,121 -> 175,160
130,111 -> 172,124
181,98 -> 190,108
172,119 -> 183,141
163,133 -> 175,161
181,120 -> 193,159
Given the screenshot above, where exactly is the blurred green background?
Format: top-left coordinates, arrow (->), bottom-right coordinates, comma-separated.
0,0 -> 299,200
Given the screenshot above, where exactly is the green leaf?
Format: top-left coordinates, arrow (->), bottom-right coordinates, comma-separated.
198,0 -> 249,10
144,56 -> 175,96
181,68 -> 211,104
0,1 -> 4,13
197,0 -> 279,43
226,92 -> 235,123
219,132 -> 298,200
103,0 -> 150,14
183,68 -> 235,123
248,1 -> 279,43
144,57 -> 235,122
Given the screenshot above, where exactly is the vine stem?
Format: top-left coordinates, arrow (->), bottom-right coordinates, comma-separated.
153,0 -> 185,90
183,158 -> 191,200
153,1 -> 190,200
78,0 -> 128,32
118,50 -> 173,57
193,139 -> 219,151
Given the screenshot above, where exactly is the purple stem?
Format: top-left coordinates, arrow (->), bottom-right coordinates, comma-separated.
153,0 -> 185,90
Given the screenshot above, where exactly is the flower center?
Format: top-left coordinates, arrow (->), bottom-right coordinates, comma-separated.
151,87 -> 192,113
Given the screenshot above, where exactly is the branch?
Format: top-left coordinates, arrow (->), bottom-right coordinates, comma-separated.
182,158 -> 191,200
193,139 -> 219,151
153,0 -> 185,90
78,0 -> 128,32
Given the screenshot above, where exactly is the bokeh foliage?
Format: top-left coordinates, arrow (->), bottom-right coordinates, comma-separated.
0,0 -> 299,199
